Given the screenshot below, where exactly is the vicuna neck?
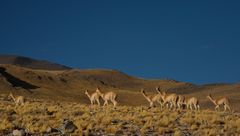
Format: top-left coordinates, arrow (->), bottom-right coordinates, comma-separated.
85,92 -> 91,99
208,96 -> 216,105
10,94 -> 16,102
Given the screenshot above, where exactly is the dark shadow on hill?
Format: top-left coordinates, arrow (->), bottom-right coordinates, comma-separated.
0,67 -> 39,90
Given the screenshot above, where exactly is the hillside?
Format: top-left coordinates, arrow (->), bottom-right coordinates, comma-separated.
0,64 -> 240,111
0,55 -> 71,70
0,64 -> 189,100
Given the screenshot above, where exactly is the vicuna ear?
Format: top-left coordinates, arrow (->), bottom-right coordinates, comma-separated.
9,92 -> 13,97
156,87 -> 161,93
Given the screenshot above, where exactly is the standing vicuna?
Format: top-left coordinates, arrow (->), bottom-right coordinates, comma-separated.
85,90 -> 101,106
184,97 -> 200,111
156,88 -> 178,109
96,88 -> 118,107
207,94 -> 231,112
141,88 -> 163,108
8,92 -> 25,106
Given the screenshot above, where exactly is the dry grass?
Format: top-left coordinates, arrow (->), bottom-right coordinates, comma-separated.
0,97 -> 239,135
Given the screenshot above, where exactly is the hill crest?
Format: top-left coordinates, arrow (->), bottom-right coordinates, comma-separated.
0,55 -> 71,70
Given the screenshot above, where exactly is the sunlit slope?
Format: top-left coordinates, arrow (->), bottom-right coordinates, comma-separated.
0,64 -> 239,111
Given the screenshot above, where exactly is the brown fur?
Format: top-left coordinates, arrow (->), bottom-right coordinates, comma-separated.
207,94 -> 231,112
8,92 -> 25,106
96,88 -> 118,107
85,90 -> 100,106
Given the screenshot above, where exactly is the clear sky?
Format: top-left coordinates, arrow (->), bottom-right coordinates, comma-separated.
0,0 -> 240,84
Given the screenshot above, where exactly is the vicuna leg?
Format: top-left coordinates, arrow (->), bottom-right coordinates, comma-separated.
169,102 -> 173,109
215,105 -> 219,111
173,102 -> 177,109
158,101 -> 163,109
226,105 -> 231,112
224,105 -> 227,112
112,100 -> 117,107
190,104 -> 193,110
97,99 -> 100,106
186,104 -> 189,110
197,105 -> 200,111
150,102 -> 153,107
194,104 -> 197,110
177,103 -> 181,109
103,100 -> 108,106
166,103 -> 170,109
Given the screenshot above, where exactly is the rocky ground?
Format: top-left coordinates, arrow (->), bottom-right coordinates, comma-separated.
0,96 -> 240,136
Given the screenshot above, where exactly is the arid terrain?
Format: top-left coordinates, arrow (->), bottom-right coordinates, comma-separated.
0,96 -> 240,135
0,55 -> 240,135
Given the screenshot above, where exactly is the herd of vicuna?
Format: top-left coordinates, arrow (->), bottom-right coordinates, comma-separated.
141,87 -> 231,112
7,87 -> 231,112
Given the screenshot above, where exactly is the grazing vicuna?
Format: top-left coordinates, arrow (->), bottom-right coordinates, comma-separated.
96,88 -> 118,107
207,94 -> 231,112
8,92 -> 25,106
184,97 -> 200,111
141,88 -> 163,108
85,90 -> 101,106
156,88 -> 178,109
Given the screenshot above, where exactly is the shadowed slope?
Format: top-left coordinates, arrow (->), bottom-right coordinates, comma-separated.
0,67 -> 39,90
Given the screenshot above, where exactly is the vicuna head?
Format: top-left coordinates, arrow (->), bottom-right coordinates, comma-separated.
8,92 -> 14,100
207,94 -> 212,99
96,88 -> 104,97
85,90 -> 89,95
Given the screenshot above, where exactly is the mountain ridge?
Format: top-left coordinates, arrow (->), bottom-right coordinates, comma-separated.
0,55 -> 71,70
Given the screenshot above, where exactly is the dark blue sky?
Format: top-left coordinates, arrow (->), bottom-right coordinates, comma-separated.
1,0 -> 240,84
